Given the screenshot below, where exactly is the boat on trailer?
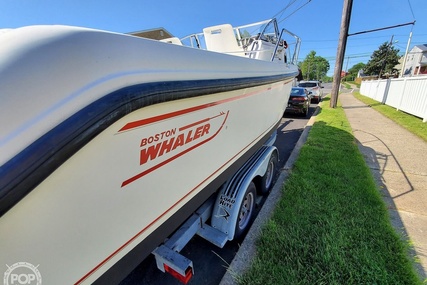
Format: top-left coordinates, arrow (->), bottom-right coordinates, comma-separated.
0,18 -> 300,284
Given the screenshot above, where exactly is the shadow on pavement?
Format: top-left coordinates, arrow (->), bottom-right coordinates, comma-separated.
356,138 -> 426,280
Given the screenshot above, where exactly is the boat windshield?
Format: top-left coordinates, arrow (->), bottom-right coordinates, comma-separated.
180,19 -> 278,50
235,19 -> 279,45
179,18 -> 301,64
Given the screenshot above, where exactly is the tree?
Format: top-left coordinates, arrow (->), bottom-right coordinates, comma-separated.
348,62 -> 366,77
364,42 -> 400,77
343,62 -> 366,81
298,51 -> 330,81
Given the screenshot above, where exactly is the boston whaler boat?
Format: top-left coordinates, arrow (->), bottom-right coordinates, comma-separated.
0,19 -> 300,284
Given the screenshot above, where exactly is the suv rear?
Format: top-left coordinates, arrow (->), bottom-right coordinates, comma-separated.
298,80 -> 323,103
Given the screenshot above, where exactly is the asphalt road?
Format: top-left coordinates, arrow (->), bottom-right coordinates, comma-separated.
120,83 -> 332,284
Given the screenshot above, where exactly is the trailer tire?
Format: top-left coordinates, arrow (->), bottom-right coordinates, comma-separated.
234,182 -> 257,241
259,151 -> 278,196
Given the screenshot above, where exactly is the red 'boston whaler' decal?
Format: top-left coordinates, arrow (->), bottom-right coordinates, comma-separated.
120,111 -> 229,187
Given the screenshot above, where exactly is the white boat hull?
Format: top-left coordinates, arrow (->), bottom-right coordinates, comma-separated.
0,24 -> 297,284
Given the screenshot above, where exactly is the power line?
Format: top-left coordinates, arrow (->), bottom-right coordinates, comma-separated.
303,39 -> 338,43
322,53 -> 371,61
272,0 -> 299,20
407,0 -> 415,19
348,21 -> 416,37
302,32 -> 427,44
278,1 -> 312,24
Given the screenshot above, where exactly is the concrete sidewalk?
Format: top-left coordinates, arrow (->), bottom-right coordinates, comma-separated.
220,90 -> 427,284
340,91 -> 427,280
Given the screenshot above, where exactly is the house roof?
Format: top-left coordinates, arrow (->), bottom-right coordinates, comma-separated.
128,27 -> 174,40
412,44 -> 427,52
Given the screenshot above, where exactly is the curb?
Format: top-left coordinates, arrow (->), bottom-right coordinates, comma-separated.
219,104 -> 321,285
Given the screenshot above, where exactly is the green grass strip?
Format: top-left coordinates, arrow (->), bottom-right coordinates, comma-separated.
238,97 -> 423,285
353,92 -> 427,142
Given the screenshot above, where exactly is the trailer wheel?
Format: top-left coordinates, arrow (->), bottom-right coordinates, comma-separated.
234,182 -> 256,240
259,152 -> 278,195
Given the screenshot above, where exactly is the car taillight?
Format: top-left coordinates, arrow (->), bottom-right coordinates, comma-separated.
292,97 -> 306,101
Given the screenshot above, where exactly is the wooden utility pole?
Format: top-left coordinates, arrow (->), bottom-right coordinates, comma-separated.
330,0 -> 353,108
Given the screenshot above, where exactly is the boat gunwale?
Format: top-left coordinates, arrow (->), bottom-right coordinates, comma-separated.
0,73 -> 297,217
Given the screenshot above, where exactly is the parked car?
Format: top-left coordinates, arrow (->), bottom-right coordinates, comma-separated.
285,87 -> 312,117
298,80 -> 324,103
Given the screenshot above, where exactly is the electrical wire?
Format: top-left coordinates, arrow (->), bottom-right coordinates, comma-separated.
269,0 -> 312,25
277,0 -> 312,24
271,0 -> 299,21
407,0 -> 415,20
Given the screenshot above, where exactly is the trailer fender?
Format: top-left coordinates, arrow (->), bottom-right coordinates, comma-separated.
211,145 -> 278,241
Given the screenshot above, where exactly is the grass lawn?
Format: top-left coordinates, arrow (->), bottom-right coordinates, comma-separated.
237,97 -> 423,285
353,92 -> 427,142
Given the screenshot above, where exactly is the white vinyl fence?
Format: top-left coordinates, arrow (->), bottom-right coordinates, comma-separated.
360,76 -> 427,122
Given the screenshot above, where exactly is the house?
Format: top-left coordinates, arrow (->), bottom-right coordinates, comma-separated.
357,69 -> 368,79
401,44 -> 427,76
355,70 -> 377,83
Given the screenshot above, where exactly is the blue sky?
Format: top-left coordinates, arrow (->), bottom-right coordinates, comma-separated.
1,0 -> 425,76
